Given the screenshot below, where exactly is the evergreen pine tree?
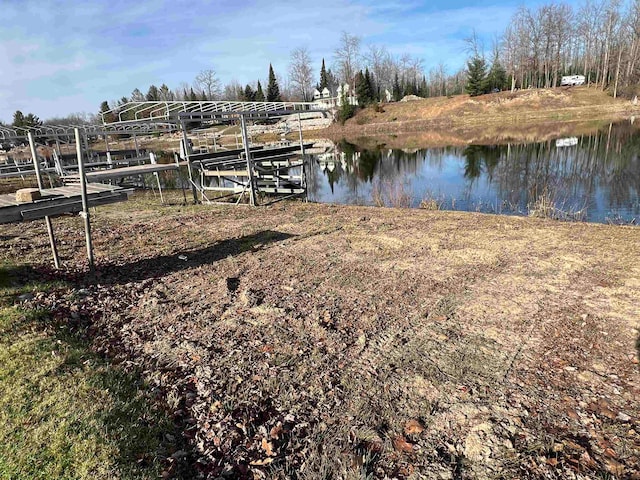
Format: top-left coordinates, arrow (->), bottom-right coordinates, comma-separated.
130,88 -> 145,102
189,88 -> 198,101
12,110 -> 25,128
99,101 -> 117,123
392,73 -> 402,101
364,68 -> 375,102
244,84 -> 256,101
159,83 -> 171,100
404,79 -> 417,97
337,89 -> 356,124
146,85 -> 159,101
255,81 -> 265,101
24,113 -> 41,128
419,76 -> 429,97
465,56 -> 489,96
355,70 -> 370,106
267,64 -> 281,102
486,57 -> 507,92
319,58 -> 329,90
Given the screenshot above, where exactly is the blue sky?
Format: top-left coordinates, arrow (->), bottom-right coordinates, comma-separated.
0,0 -> 575,122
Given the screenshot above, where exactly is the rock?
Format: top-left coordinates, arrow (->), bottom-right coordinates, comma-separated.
17,293 -> 34,302
16,188 -> 41,202
400,95 -> 422,102
464,432 -> 491,461
617,412 -> 631,422
171,450 -> 187,459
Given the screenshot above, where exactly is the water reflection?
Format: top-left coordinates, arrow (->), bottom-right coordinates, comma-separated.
308,122 -> 640,223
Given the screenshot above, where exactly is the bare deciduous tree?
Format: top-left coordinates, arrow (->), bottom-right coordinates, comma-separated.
334,32 -> 361,85
195,69 -> 221,100
288,47 -> 314,101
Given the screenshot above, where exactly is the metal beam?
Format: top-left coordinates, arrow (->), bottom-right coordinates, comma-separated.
28,132 -> 60,269
75,128 -> 94,271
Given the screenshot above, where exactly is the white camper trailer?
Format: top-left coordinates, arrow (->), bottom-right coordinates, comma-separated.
561,75 -> 585,86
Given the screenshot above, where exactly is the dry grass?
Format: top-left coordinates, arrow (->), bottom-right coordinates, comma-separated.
371,178 -> 413,208
323,87 -> 640,146
1,195 -> 638,478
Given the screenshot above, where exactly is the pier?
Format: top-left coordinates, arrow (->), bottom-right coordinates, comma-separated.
98,99 -> 330,205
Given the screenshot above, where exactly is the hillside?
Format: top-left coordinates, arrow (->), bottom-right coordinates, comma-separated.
321,87 -> 640,146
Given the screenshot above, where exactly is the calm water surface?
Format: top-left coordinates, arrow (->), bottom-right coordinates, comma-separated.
306,122 -> 640,224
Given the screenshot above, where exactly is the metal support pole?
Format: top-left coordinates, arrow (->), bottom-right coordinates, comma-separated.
104,134 -> 110,154
52,149 -> 63,176
180,120 -> 198,204
297,113 -> 305,156
240,115 -> 257,206
82,131 -> 91,160
298,113 -> 308,200
28,132 -> 60,269
133,133 -> 140,157
175,152 -> 187,204
14,159 -> 24,181
150,152 -> 164,204
75,129 -> 94,271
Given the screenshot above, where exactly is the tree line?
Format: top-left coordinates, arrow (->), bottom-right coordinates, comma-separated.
5,0 -> 639,126
100,0 -> 637,118
500,0 -> 640,97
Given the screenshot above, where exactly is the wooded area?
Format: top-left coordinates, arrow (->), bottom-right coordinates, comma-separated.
3,0 -> 639,128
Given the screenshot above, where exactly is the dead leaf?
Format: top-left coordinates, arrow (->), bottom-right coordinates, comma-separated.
393,435 -> 414,453
546,457 -> 559,466
605,458 -> 624,476
261,438 -> 275,456
564,440 -> 585,453
270,423 -> 283,439
566,408 -> 580,420
404,419 -> 424,435
579,451 -> 597,469
250,458 -> 273,466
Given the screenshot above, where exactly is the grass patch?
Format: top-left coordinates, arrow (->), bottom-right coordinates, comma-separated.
0,264 -> 174,480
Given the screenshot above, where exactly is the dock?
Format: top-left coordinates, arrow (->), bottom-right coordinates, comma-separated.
0,183 -> 132,224
63,162 -> 182,183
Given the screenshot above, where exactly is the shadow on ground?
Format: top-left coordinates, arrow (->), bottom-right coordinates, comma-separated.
0,230 -> 296,477
93,229 -> 295,285
0,268 -> 196,479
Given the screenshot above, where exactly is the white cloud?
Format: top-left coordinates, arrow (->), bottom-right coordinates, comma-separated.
0,0 -> 561,121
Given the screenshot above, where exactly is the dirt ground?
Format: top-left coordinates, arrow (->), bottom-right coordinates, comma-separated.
1,194 -> 639,479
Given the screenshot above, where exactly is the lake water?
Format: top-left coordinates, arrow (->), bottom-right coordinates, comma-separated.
306,122 -> 640,224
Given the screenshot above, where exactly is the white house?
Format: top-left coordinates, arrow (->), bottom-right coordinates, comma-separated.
336,84 -> 358,106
